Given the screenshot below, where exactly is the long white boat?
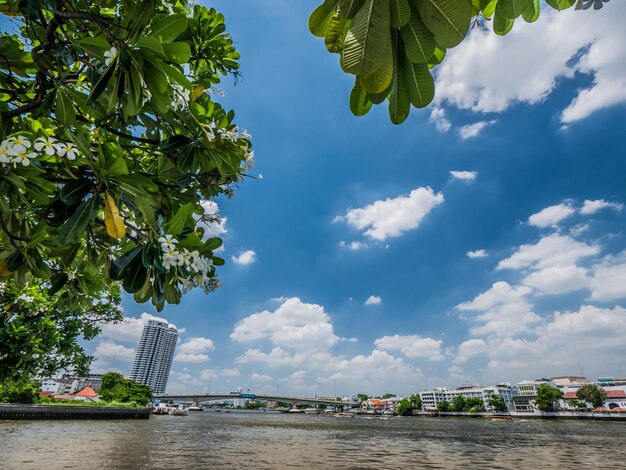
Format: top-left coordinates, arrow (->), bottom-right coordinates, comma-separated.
169,405 -> 189,416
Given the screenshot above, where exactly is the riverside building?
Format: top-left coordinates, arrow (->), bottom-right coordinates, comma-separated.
129,317 -> 178,394
420,384 -> 513,411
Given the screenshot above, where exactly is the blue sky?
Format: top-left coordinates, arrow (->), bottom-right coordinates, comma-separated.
92,1 -> 626,397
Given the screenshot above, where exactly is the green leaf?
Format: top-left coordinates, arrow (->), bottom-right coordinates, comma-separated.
55,89 -> 76,125
368,86 -> 391,104
109,246 -> 144,280
165,203 -> 196,236
349,77 -> 373,116
481,0 -> 497,18
88,60 -> 117,105
212,256 -> 225,267
58,197 -> 99,245
136,35 -> 166,58
401,14 -> 436,64
74,37 -> 110,61
496,0 -> 532,19
60,179 -> 94,205
123,263 -> 148,293
493,10 -> 514,35
403,59 -> 435,108
389,37 -> 410,124
161,63 -> 192,90
545,0 -> 574,10
205,237 -> 223,252
162,42 -> 192,64
149,14 -> 189,43
415,0 -> 472,49
342,0 -> 392,81
389,0 -> 411,27
522,0 -> 540,22
309,0 -> 341,36
324,3 -> 351,53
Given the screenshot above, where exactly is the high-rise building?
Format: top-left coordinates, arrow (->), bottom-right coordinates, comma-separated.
129,317 -> 178,394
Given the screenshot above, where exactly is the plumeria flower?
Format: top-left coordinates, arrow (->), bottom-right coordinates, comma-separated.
34,136 -> 58,156
104,46 -> 118,67
179,249 -> 192,267
7,135 -> 31,149
158,235 -> 178,252
162,247 -> 180,270
55,142 -> 79,160
12,150 -> 38,166
0,145 -> 12,163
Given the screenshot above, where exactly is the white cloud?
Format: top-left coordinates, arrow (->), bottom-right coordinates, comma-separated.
457,281 -> 541,337
364,295 -> 382,306
430,107 -> 451,132
522,265 -> 590,295
230,297 -> 339,352
175,353 -> 209,363
250,373 -> 272,382
374,335 -> 444,361
338,240 -> 368,250
497,234 -> 599,271
476,305 -> 626,383
195,200 -> 227,239
232,249 -> 256,265
177,337 -> 215,354
335,187 -> 444,241
458,120 -> 495,139
528,202 -> 576,228
450,170 -> 478,181
453,339 -> 488,365
467,249 -> 488,259
220,368 -> 240,378
580,199 -> 624,215
589,252 -> 626,301
94,341 -> 135,361
434,3 -> 626,123
174,337 -> 214,363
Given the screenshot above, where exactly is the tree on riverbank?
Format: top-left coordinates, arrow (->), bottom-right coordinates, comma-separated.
535,384 -> 563,412
409,394 -> 422,410
99,372 -> 152,406
395,398 -> 413,416
489,395 -> 508,412
576,384 -> 607,409
0,0 -> 252,312
450,395 -> 466,412
437,400 -> 450,411
309,0 -> 609,124
0,279 -> 121,383
0,379 -> 40,404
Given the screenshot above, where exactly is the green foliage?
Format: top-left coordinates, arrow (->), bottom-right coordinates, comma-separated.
309,0 -> 606,123
0,279 -> 121,382
450,394 -> 467,411
437,400 -> 450,411
395,398 -> 413,416
99,372 -> 152,406
489,394 -> 508,412
466,397 -> 485,413
0,1 -> 253,311
409,393 -> 422,410
0,379 -> 40,403
576,384 -> 607,408
568,399 -> 588,409
535,384 -> 563,412
357,393 -> 369,402
381,392 -> 397,399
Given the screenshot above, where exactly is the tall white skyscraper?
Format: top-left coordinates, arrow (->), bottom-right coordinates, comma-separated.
129,317 -> 178,394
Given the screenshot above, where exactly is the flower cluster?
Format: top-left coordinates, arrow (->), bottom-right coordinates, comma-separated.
158,235 -> 216,291
0,136 -> 79,166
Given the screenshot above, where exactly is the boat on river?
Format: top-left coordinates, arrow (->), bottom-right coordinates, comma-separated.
169,405 -> 189,416
188,406 -> 204,412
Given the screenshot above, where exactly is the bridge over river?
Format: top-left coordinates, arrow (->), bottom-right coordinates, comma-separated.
154,392 -> 359,408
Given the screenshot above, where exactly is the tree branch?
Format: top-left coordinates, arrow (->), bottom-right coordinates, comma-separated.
101,125 -> 160,145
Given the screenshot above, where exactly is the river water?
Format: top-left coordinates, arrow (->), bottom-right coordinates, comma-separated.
1,411 -> 623,469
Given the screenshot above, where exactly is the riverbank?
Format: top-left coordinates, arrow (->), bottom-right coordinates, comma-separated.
0,403 -> 150,420
430,410 -> 626,421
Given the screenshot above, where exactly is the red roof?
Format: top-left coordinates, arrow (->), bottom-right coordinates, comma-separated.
563,391 -> 577,399
592,407 -> 611,412
75,387 -> 98,397
606,390 -> 626,398
610,407 -> 626,413
39,391 -> 54,397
